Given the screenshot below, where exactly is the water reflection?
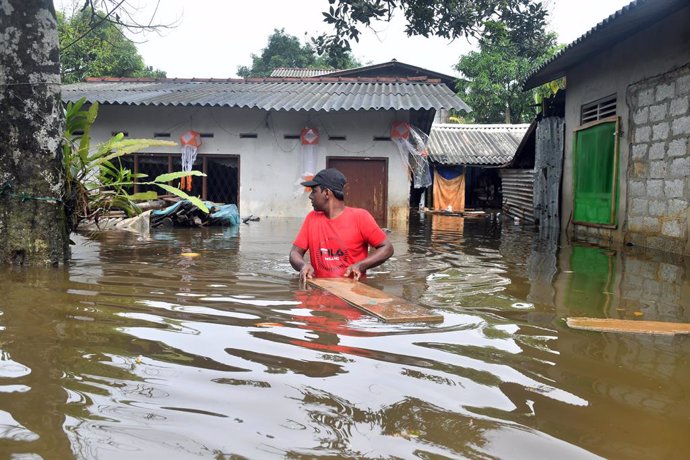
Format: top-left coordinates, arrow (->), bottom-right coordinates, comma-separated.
0,216 -> 688,458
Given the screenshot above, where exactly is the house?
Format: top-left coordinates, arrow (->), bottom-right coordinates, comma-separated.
524,0 -> 690,255
62,73 -> 469,225
325,59 -> 460,125
426,124 -> 529,212
271,59 -> 458,91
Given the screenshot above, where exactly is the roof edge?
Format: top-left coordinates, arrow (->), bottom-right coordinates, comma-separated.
524,0 -> 687,90
324,59 -> 457,81
83,76 -> 445,84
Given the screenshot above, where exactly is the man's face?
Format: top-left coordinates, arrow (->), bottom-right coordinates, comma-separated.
309,185 -> 328,211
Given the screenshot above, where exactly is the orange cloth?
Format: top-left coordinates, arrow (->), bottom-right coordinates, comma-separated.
433,169 -> 465,211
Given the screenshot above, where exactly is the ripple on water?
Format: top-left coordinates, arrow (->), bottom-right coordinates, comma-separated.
0,217 -> 688,458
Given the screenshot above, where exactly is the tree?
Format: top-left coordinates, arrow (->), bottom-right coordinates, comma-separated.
312,0 -> 558,123
314,0 -> 550,57
0,0 -> 69,265
314,45 -> 361,71
238,29 -> 317,78
58,8 -> 166,83
238,28 -> 360,78
455,21 -> 558,124
59,0 -> 173,38
0,1 -> 171,266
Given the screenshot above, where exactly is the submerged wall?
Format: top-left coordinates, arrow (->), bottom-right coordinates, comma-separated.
562,4 -> 690,254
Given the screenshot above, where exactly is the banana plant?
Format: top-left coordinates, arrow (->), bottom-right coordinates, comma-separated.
63,97 -> 208,231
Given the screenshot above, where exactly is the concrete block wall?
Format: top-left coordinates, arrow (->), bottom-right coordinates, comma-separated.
626,64 -> 690,254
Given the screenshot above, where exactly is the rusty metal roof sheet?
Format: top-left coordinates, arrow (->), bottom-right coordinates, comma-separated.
270,67 -> 337,77
524,0 -> 687,89
428,124 -> 529,165
62,77 -> 470,112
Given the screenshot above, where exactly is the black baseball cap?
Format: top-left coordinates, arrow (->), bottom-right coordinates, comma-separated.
301,168 -> 347,192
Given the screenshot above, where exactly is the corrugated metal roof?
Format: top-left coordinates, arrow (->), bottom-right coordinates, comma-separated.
62,77 -> 470,112
428,124 -> 529,165
324,59 -> 458,91
524,0 -> 687,89
270,67 -> 337,77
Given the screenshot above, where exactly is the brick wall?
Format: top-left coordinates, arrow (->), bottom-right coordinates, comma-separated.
626,64 -> 690,254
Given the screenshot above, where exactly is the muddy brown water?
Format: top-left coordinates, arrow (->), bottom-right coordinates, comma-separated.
1,213 -> 689,459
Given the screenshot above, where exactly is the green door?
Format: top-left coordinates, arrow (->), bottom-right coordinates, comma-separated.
572,117 -> 620,226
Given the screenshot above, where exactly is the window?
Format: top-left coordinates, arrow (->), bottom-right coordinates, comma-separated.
119,153 -> 239,204
328,135 -> 346,141
572,116 -> 620,226
240,133 -> 257,139
581,94 -> 617,124
153,132 -> 171,138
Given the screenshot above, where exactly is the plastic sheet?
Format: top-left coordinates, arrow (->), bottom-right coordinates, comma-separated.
391,124 -> 432,188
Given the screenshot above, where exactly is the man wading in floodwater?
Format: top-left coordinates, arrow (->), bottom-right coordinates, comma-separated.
289,168 -> 394,282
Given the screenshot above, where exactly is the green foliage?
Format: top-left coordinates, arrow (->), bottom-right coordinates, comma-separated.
58,9 -> 166,83
314,45 -> 361,70
455,20 -> 558,124
315,0 -> 550,57
533,44 -> 567,105
63,98 -> 207,231
533,78 -> 566,105
447,114 -> 469,124
238,28 -> 359,77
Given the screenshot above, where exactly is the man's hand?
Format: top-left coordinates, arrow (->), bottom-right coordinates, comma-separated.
290,245 -> 313,287
342,238 -> 394,281
300,263 -> 314,283
344,262 -> 364,281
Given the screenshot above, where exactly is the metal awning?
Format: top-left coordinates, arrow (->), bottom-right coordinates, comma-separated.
428,124 -> 529,166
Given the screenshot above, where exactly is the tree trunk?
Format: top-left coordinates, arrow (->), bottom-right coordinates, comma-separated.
0,0 -> 69,265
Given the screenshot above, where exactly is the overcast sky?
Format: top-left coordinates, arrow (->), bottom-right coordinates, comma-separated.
54,0 -> 633,78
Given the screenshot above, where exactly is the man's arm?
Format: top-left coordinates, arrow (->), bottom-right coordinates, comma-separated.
289,245 -> 314,282
344,238 -> 394,280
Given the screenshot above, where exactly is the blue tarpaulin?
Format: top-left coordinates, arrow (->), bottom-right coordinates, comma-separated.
151,200 -> 240,227
208,203 -> 241,226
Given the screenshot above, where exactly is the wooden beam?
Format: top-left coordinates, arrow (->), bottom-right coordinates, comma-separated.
308,278 -> 443,323
566,317 -> 690,335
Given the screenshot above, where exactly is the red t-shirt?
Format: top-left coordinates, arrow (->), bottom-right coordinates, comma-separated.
293,207 -> 387,278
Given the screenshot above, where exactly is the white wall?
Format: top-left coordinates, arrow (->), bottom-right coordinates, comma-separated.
562,4 -> 690,245
90,105 -> 413,220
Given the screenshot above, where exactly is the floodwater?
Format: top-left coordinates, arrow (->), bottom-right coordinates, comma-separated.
1,212 -> 689,459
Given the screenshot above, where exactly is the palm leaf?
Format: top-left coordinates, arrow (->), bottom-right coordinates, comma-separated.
155,184 -> 209,213
154,170 -> 206,182
128,191 -> 159,201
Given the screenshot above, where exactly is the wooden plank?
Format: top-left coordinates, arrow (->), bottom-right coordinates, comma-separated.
566,317 -> 690,335
308,278 -> 443,323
